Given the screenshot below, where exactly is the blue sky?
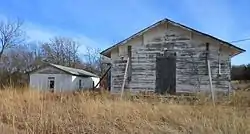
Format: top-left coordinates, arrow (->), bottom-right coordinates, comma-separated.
0,0 -> 249,65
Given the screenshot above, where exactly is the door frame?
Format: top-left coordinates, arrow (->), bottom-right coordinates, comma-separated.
48,76 -> 55,92
155,52 -> 176,94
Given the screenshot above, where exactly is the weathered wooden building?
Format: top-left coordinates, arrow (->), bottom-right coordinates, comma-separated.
101,19 -> 245,94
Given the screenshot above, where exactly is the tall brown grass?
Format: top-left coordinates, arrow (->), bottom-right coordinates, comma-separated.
0,88 -> 249,134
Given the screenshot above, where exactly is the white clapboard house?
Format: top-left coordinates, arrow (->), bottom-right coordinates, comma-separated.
29,63 -> 100,92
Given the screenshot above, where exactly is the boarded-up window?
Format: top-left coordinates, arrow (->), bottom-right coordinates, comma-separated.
206,43 -> 209,75
218,47 -> 222,75
128,45 -> 132,82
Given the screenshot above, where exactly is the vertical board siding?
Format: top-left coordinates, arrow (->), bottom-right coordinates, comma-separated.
110,23 -> 231,93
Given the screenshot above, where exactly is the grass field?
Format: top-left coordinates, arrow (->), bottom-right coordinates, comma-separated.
0,88 -> 249,134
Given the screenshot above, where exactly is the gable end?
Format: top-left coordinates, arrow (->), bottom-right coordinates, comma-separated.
101,18 -> 245,58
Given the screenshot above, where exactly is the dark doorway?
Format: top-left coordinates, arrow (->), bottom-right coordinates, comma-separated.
156,53 -> 176,94
49,80 -> 55,89
48,77 -> 55,92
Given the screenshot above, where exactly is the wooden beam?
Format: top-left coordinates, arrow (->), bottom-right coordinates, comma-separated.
121,58 -> 130,99
218,45 -> 222,75
206,43 -> 210,74
94,66 -> 112,89
189,31 -> 193,39
127,45 -> 132,82
207,60 -> 215,106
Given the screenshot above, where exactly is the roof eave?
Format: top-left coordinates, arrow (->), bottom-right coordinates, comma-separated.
100,47 -> 113,57
48,64 -> 99,77
75,74 -> 98,77
231,49 -> 246,57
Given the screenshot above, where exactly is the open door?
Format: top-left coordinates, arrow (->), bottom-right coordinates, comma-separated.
48,77 -> 55,92
155,52 -> 176,94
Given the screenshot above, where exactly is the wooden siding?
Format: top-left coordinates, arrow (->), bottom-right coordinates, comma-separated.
110,22 -> 231,94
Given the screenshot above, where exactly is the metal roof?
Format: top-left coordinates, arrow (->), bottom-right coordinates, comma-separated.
49,63 -> 98,77
100,18 -> 246,57
29,63 -> 98,77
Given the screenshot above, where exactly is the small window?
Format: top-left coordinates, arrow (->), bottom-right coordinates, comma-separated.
128,46 -> 132,57
48,77 -> 55,80
79,79 -> 82,89
48,77 -> 55,92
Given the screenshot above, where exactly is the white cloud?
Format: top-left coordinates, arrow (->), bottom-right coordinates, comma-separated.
0,13 -> 110,56
24,24 -> 55,42
23,22 -> 107,54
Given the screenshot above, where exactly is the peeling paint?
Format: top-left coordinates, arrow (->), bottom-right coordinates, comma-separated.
110,23 -> 231,94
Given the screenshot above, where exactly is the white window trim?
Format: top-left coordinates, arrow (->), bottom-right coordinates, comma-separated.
218,62 -> 222,75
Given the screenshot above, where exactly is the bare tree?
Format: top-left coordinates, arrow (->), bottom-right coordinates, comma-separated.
0,43 -> 42,87
83,46 -> 107,75
0,19 -> 24,60
40,37 -> 81,67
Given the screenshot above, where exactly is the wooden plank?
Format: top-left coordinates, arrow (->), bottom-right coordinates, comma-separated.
207,60 -> 215,105
121,58 -> 130,98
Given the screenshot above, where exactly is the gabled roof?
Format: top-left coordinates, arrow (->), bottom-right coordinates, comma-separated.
101,18 -> 246,57
30,63 -> 98,77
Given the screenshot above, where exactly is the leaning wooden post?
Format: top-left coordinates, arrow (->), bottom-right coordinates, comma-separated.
121,57 -> 130,99
207,60 -> 215,105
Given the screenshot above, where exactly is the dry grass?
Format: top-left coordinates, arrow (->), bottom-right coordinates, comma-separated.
0,88 -> 249,134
